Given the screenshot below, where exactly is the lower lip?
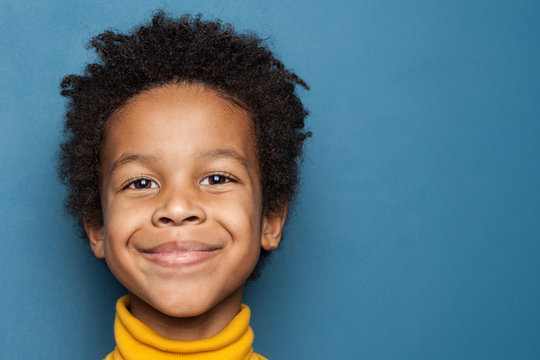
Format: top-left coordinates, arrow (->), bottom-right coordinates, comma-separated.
141,250 -> 219,267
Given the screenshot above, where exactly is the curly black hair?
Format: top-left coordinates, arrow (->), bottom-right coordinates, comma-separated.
58,11 -> 310,278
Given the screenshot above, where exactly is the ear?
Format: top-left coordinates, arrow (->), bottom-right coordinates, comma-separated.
261,203 -> 288,251
84,221 -> 105,259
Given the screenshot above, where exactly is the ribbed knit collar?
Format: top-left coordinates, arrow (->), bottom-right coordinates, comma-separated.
105,296 -> 265,360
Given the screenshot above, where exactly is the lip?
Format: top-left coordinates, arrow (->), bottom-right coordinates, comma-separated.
139,240 -> 221,267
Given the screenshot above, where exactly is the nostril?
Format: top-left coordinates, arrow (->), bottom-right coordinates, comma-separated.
157,215 -> 199,225
158,217 -> 174,225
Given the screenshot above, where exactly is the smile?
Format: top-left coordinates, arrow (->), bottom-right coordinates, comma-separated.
139,241 -> 221,267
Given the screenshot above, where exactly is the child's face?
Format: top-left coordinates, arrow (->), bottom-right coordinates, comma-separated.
85,84 -> 284,319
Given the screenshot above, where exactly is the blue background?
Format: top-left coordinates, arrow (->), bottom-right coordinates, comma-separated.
1,0 -> 539,358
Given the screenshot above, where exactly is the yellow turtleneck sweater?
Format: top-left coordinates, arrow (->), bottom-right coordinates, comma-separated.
104,296 -> 267,360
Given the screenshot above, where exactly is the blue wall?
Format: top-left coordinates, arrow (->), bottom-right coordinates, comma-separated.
1,1 -> 539,358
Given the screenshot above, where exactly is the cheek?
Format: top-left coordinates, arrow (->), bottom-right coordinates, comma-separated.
102,196 -> 146,248
105,192 -> 144,222
218,193 -> 262,235
101,199 -> 141,284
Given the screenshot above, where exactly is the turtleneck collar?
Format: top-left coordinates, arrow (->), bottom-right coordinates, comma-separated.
104,296 -> 266,360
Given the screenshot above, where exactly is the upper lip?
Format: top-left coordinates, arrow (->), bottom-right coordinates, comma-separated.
139,240 -> 222,253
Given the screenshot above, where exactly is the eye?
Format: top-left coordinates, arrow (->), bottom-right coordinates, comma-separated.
200,174 -> 233,185
127,178 -> 158,189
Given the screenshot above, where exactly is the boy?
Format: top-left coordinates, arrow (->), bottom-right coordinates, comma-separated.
58,11 -> 310,360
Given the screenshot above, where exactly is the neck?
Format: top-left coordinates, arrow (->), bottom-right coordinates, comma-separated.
128,285 -> 245,341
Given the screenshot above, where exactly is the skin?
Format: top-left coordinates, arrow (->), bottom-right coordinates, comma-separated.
85,83 -> 286,340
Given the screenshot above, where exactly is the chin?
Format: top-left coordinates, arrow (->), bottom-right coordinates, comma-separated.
160,302 -> 212,318
146,289 -> 225,319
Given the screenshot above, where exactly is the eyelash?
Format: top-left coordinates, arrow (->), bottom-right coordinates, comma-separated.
200,173 -> 235,185
122,173 -> 236,190
124,177 -> 158,190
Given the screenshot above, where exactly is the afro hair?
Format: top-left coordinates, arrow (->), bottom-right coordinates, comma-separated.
58,11 -> 310,278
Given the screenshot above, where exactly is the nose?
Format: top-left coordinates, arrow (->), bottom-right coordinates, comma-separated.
151,185 -> 206,227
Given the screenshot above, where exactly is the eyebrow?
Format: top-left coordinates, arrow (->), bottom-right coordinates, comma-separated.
108,149 -> 249,176
198,148 -> 250,169
109,153 -> 159,177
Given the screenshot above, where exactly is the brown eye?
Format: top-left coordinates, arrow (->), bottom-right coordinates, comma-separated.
128,178 -> 158,189
201,175 -> 232,185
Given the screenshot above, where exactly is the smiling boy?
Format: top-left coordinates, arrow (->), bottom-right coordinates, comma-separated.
93,84 -> 280,339
58,12 -> 309,360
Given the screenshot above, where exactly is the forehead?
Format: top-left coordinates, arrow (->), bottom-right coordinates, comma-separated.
109,83 -> 253,132
105,83 -> 255,148
100,83 -> 260,175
